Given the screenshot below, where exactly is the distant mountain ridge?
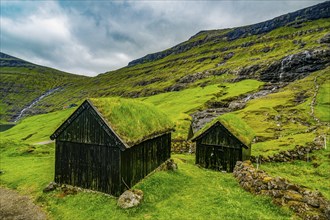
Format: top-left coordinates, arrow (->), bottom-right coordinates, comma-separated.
128,1 -> 330,66
0,52 -> 37,68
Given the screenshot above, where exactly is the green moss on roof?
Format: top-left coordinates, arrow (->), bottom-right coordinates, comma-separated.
192,113 -> 255,147
89,98 -> 173,146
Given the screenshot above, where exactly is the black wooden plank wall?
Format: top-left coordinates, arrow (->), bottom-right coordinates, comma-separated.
120,133 -> 171,190
55,141 -> 121,195
196,124 -> 244,172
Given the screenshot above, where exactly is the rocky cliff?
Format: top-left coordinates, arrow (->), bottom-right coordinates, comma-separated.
128,1 -> 330,66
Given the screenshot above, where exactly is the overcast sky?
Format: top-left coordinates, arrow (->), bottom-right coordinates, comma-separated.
0,0 -> 325,76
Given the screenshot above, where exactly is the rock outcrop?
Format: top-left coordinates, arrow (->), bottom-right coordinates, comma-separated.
224,1 -> 330,41
260,49 -> 330,83
234,161 -> 330,220
163,69 -> 228,92
128,2 -> 330,66
319,33 -> 330,44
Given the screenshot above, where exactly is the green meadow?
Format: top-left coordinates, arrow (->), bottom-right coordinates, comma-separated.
0,143 -> 293,219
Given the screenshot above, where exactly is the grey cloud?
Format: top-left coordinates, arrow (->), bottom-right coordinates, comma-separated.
0,0 -> 326,76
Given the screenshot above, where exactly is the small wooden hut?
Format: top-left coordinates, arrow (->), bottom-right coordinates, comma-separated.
191,114 -> 253,172
50,98 -> 173,196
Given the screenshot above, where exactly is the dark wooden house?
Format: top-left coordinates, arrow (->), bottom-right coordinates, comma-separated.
191,115 -> 253,172
50,98 -> 173,196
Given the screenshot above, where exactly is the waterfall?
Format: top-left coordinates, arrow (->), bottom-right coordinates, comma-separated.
279,54 -> 294,81
13,87 -> 60,122
243,95 -> 252,102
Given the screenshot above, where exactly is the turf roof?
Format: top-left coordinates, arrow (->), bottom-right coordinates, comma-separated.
89,98 -> 173,147
191,113 -> 255,147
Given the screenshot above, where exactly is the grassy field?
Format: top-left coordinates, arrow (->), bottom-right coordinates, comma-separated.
0,145 -> 293,220
1,78 -> 329,219
0,105 -> 292,219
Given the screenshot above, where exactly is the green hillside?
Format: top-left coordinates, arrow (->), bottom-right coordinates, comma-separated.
75,18 -> 328,109
0,53 -> 87,122
237,68 -> 330,156
1,17 -> 329,124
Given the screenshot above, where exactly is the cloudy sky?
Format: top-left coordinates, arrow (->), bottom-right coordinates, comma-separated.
0,0 -> 325,76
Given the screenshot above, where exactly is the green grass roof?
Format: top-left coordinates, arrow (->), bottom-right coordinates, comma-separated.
89,98 -> 174,146
192,113 -> 255,147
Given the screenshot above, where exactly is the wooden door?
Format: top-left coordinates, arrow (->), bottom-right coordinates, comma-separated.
197,144 -> 241,172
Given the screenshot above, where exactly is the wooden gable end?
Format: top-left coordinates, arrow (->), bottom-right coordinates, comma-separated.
51,101 -> 125,150
198,122 -> 247,149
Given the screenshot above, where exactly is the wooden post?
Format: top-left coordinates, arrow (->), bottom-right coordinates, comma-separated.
324,134 -> 327,150
256,156 -> 259,170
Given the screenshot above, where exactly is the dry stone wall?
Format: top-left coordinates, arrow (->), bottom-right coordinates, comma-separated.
233,161 -> 330,220
250,142 -> 324,163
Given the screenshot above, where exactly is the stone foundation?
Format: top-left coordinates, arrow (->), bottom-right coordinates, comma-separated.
233,161 -> 330,220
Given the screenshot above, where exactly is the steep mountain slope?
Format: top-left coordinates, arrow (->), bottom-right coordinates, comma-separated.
129,1 -> 330,66
1,1 -> 329,126
86,2 -> 329,99
0,53 -> 87,122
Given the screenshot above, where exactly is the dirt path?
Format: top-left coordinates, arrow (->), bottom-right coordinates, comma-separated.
0,187 -> 47,220
310,75 -> 321,124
